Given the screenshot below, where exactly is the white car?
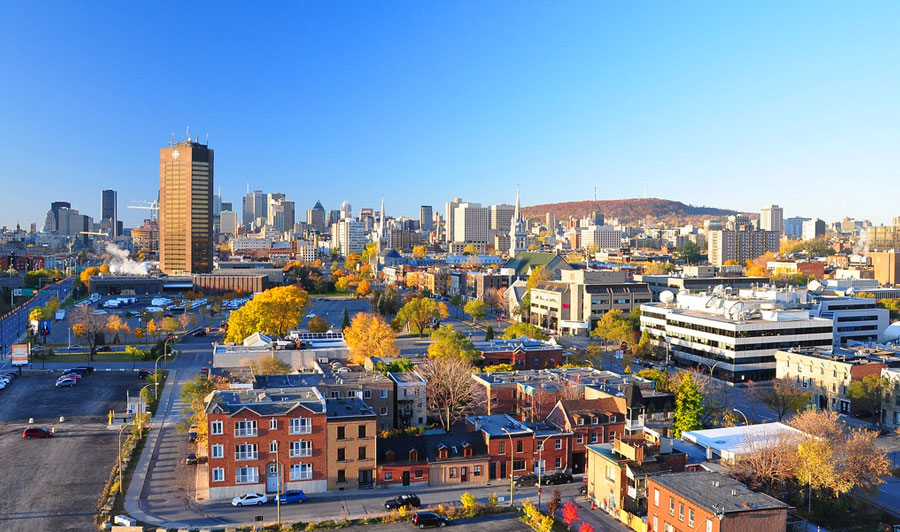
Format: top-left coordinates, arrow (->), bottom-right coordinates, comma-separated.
55,378 -> 77,388
305,313 -> 316,319
232,492 -> 267,506
0,381 -> 8,390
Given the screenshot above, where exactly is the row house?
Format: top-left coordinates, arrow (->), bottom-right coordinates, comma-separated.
647,472 -> 789,532
326,398 -> 377,490
586,431 -> 687,524
375,432 -> 490,487
389,371 -> 427,429
546,397 -> 626,474
205,389 -> 328,501
587,383 -> 675,438
467,414 -> 536,481
473,337 -> 566,370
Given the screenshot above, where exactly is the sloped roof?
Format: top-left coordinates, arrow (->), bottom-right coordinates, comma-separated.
502,252 -> 572,276
555,397 -> 626,427
377,431 -> 489,465
243,331 -> 273,347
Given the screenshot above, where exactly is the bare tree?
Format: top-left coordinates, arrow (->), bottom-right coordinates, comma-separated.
732,430 -> 801,493
69,304 -> 107,361
758,378 -> 811,421
418,356 -> 486,431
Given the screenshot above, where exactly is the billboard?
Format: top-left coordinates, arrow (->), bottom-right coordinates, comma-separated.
11,344 -> 30,366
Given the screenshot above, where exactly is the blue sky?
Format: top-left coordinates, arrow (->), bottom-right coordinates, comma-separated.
2,2 -> 899,229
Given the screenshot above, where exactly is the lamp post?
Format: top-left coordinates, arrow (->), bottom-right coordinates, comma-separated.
501,428 -> 515,507
117,423 -> 129,497
732,408 -> 750,426
163,335 -> 176,369
537,434 -> 554,510
153,353 -> 166,400
272,440 -> 281,525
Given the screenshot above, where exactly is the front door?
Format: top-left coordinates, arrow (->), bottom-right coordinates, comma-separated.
402,471 -> 410,486
461,467 -> 468,482
572,452 -> 585,474
266,462 -> 280,493
500,461 -> 507,480
490,462 -> 497,480
359,469 -> 374,488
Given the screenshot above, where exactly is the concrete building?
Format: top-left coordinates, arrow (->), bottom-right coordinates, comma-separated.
811,296 -> 889,345
419,205 -> 433,232
680,423 -> 807,465
444,198 -> 463,244
759,204 -> 783,233
775,347 -> 889,414
219,210 -> 238,236
707,217 -> 779,267
530,270 -> 651,336
784,216 -> 810,239
307,201 -> 326,233
868,225 -> 900,251
159,136 -> 214,274
330,219 -> 366,257
871,250 -> 900,286
101,188 -> 119,237
647,472 -> 789,532
579,225 -> 622,251
640,289 -> 833,382
325,398 -> 377,490
205,388 -> 328,500
635,271 -> 769,302
243,190 -> 267,228
452,202 -> 489,248
801,218 -> 826,241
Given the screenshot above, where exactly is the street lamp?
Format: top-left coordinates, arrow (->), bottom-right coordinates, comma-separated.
153,353 -> 166,401
271,440 -> 282,525
117,423 -> 129,497
501,427 -> 515,507
537,434 -> 554,510
732,408 -> 750,426
163,335 -> 176,369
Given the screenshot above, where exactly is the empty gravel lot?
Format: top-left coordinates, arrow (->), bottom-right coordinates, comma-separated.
0,370 -> 146,532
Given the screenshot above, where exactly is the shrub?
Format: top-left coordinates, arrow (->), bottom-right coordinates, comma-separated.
460,491 -> 478,517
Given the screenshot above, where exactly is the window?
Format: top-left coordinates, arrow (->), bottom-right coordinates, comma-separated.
654,489 -> 659,507
337,426 -> 346,440
513,460 -> 525,471
591,416 -> 598,424
210,420 -> 223,435
269,419 -> 278,430
337,469 -> 346,483
359,425 -> 367,439
409,450 -> 419,462
337,448 -> 346,462
499,441 -> 506,455
211,444 -> 223,459
688,509 -> 694,527
235,443 -> 258,461
270,441 -> 278,454
291,440 -> 312,457
380,406 -> 388,416
474,465 -> 482,475
381,389 -> 388,399
385,472 -> 393,481
577,418 -> 584,426
664,524 -> 674,532
669,497 -> 674,516
235,467 -> 258,484
590,432 -> 598,443
678,503 -> 684,521
577,434 -> 584,444
516,440 -> 523,453
605,466 -> 615,482
331,391 -> 340,398
555,438 -> 562,450
415,469 -> 424,479
212,468 -> 224,482
555,457 -> 562,469
290,417 -> 312,434
706,520 -> 712,532
290,463 -> 312,480
652,516 -> 657,532
358,446 -> 367,460
364,390 -> 372,399
450,468 -> 457,478
234,420 -> 257,437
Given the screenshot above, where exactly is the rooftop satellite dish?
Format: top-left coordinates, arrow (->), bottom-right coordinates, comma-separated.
846,287 -> 856,296
660,291 -> 675,305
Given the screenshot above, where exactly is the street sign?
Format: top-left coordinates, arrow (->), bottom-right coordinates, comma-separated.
12,289 -> 35,297
11,343 -> 29,366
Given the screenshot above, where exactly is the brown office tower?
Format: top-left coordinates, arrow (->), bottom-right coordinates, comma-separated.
159,136 -> 214,274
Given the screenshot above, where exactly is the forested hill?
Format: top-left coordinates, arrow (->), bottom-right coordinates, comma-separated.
522,198 -> 750,224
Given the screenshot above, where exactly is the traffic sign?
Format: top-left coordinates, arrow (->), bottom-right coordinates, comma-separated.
12,289 -> 35,297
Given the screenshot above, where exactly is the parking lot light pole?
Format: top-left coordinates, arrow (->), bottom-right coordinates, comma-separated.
163,335 -> 175,369
153,353 -> 165,400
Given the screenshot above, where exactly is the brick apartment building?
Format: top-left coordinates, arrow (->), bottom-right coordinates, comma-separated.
546,398 -> 626,474
326,398 -> 377,490
468,415 -> 536,481
205,389 -> 328,501
473,337 -> 566,369
375,432 -> 489,487
647,472 -> 789,532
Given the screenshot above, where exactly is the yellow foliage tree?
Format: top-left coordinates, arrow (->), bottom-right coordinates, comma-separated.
396,297 -> 447,337
412,245 -> 427,259
106,314 -> 131,344
99,264 -> 111,274
356,279 -> 373,298
225,285 -> 311,342
344,313 -> 398,365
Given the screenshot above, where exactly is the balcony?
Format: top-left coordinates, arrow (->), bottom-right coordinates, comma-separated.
235,429 -> 258,438
235,452 -> 258,461
627,486 -> 647,500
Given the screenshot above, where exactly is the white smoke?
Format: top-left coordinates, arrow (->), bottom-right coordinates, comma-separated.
853,230 -> 869,257
105,243 -> 149,275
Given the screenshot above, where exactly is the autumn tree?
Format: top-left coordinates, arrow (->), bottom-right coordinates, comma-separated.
757,378 -> 811,420
463,243 -> 478,255
590,309 -> 633,346
134,327 -> 146,345
106,314 -> 131,344
673,373 -> 704,437
636,368 -> 673,393
733,430 -> 801,492
428,325 -> 479,363
356,279 -> 373,299
847,374 -> 891,420
179,375 -> 218,447
242,355 -> 292,375
412,245 -> 427,259
69,304 -> 107,360
178,312 -> 191,331
463,299 -> 487,323
482,288 -> 504,315
308,315 -> 329,333
501,322 -> 548,340
344,312 -> 398,364
225,285 -> 311,342
146,318 -> 161,342
161,316 -> 180,336
396,297 -> 449,337
419,355 -> 485,431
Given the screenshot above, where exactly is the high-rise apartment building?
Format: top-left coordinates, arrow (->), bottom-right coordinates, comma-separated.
159,137 -> 214,274
101,189 -> 118,236
340,201 -> 352,221
420,205 -> 433,232
331,219 -> 366,257
219,210 -> 238,236
707,216 -> 779,266
759,204 -> 783,233
546,212 -> 558,232
489,203 -> 515,234
445,198 -> 463,243
452,202 -> 489,245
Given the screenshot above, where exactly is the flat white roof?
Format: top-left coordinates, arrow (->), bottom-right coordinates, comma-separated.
682,422 -> 807,459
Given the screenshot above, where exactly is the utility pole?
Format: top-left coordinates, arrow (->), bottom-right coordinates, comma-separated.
502,428 -> 515,507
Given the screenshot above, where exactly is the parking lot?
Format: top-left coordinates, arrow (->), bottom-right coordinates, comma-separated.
0,370 -> 147,532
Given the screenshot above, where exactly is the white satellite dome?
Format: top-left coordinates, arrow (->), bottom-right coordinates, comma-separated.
659,290 -> 675,304
885,322 -> 900,343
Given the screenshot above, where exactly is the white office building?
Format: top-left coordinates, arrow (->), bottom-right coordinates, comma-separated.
811,296 -> 890,345
330,219 -> 366,257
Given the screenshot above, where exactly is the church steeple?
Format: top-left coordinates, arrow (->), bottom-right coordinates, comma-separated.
509,185 -> 527,258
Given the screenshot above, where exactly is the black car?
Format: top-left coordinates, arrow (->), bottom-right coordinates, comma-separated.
71,366 -> 94,374
412,512 -> 449,528
514,474 -> 539,487
62,367 -> 90,377
544,471 -> 573,485
184,452 -> 198,465
137,368 -> 155,379
193,330 -> 207,337
385,494 -> 421,510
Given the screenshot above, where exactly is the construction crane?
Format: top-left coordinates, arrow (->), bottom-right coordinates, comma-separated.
128,200 -> 159,220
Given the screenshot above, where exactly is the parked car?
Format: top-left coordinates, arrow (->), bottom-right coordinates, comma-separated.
55,378 -> 77,388
23,427 -> 53,439
183,452 -> 198,465
58,374 -> 81,382
412,512 -> 449,528
514,474 -> 539,487
193,330 -> 207,337
97,346 -> 112,352
70,366 -> 94,374
232,492 -> 267,506
0,381 -> 8,390
137,368 -> 155,379
544,471 -> 573,485
277,490 -> 307,504
1,372 -> 18,379
385,494 -> 421,510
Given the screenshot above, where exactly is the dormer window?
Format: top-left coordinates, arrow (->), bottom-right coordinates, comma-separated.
438,447 -> 449,460
385,451 -> 395,463
464,447 -> 472,457
577,418 -> 584,426
591,416 -> 598,425
409,449 -> 419,462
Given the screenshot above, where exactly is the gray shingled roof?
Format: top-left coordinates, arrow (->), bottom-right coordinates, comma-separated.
651,472 -> 789,515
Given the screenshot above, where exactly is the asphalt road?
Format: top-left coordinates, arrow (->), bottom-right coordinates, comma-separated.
0,277 -> 73,357
0,370 -> 145,532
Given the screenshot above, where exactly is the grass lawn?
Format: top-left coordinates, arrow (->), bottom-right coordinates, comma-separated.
34,351 -> 177,365
308,291 -> 354,298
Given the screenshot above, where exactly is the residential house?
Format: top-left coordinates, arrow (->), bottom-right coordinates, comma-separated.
376,432 -> 490,487
587,383 -> 675,438
326,398 -> 377,490
467,414 -> 535,481
389,371 -> 428,428
546,397 -> 626,474
473,336 -> 566,370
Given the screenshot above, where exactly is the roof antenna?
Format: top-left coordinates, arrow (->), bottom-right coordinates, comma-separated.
206,133 -> 209,145
186,126 -> 190,141
169,131 -> 175,147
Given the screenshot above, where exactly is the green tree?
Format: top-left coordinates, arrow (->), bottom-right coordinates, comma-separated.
501,322 -> 548,340
449,294 -> 464,317
341,308 -> 350,330
484,325 -> 494,341
396,297 -> 449,337
375,358 -> 414,374
847,375 -> 891,420
758,378 -> 811,420
427,325 -> 479,364
673,373 -> 704,437
675,241 -> 702,265
590,309 -> 633,346
463,299 -> 487,323
636,368 -> 673,393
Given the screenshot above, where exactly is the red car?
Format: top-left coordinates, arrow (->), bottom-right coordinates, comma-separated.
23,427 -> 53,439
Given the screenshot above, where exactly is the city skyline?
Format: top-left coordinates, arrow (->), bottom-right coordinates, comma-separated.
4,3 -> 900,228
